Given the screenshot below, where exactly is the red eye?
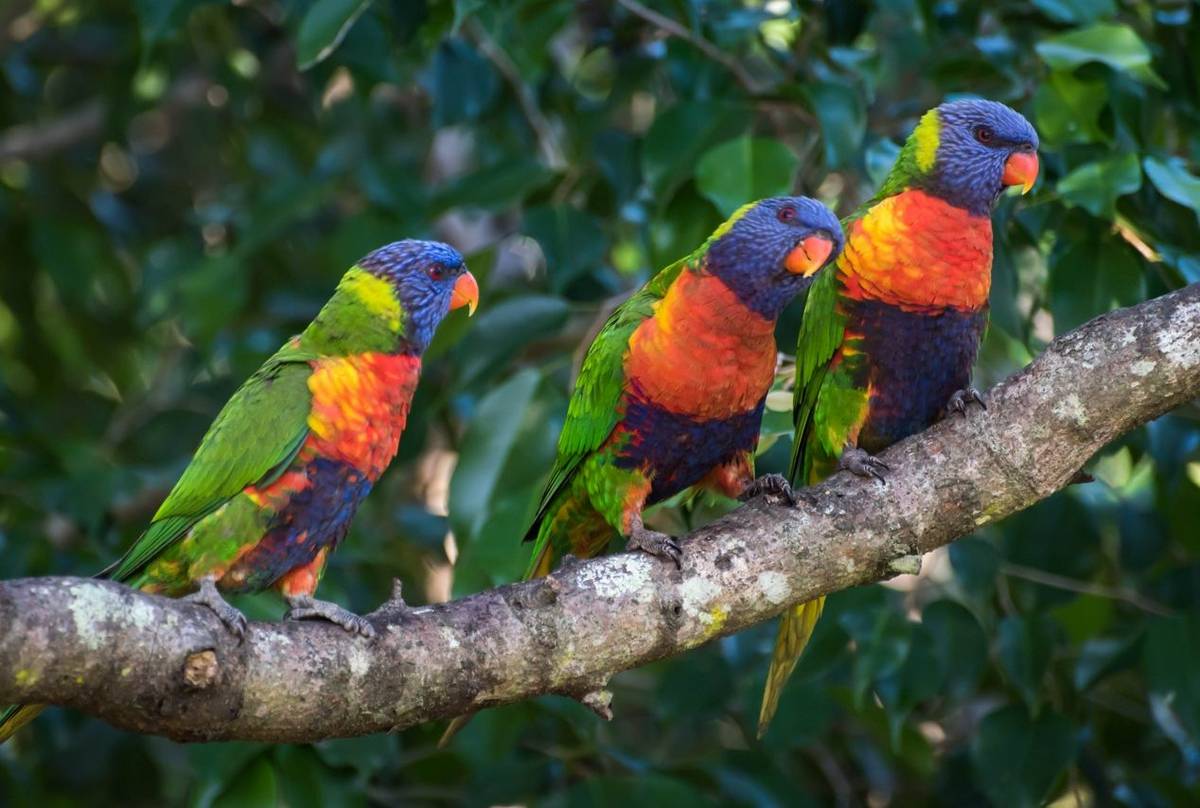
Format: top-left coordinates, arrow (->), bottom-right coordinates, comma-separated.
778,206 -> 797,223
427,264 -> 447,281
975,125 -> 995,144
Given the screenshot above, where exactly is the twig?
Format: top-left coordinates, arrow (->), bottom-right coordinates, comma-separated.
465,19 -> 566,170
0,100 -> 106,163
1000,562 -> 1174,617
616,0 -> 767,94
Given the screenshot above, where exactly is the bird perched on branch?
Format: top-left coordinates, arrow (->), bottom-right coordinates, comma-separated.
0,239 -> 479,744
757,98 -> 1040,737
440,195 -> 843,746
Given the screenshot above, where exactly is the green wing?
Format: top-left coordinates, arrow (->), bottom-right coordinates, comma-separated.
521,256 -> 691,552
103,342 -> 317,582
787,268 -> 849,484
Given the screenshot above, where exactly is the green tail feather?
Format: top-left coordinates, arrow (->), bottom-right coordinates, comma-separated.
0,703 -> 45,744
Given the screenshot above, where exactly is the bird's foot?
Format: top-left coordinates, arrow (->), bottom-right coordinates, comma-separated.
627,519 -> 682,569
286,595 -> 376,639
183,577 -> 248,640
839,446 -> 889,483
738,472 -> 800,506
945,386 -> 987,418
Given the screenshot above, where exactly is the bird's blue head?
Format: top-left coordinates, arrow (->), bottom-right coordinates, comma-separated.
357,240 -> 478,354
897,98 -> 1040,216
705,196 -> 844,319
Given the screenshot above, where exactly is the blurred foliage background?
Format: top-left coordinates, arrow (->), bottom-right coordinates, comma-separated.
1,0 -> 1199,805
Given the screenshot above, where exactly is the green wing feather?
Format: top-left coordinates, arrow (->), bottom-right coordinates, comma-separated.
102,342 -> 317,583
787,268 -> 847,483
520,255 -> 691,558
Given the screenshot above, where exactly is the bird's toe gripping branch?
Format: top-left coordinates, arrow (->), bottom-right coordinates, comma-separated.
627,515 -> 683,569
738,472 -> 805,507
182,576 -> 248,640
838,446 -> 890,483
944,386 -> 988,418
286,594 -> 377,639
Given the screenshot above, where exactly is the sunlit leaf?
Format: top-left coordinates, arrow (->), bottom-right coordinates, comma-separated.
295,0 -> 373,70
695,137 -> 799,216
1036,23 -> 1166,88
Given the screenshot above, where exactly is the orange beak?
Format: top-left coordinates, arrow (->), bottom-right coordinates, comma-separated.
784,235 -> 835,277
1002,151 -> 1039,194
449,270 -> 479,316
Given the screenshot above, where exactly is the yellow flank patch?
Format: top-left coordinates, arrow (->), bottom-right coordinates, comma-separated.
342,267 -> 403,332
913,109 -> 940,173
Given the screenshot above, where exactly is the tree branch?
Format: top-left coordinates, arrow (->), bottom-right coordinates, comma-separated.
2,285 -> 1199,743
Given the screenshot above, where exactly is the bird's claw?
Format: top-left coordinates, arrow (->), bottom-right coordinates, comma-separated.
183,577 -> 248,640
945,386 -> 987,418
286,595 -> 377,639
839,446 -> 889,483
627,524 -> 682,569
739,473 -> 798,507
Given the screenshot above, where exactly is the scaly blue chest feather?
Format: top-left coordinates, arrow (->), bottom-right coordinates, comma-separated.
226,457 -> 374,592
850,298 -> 988,452
615,384 -> 764,503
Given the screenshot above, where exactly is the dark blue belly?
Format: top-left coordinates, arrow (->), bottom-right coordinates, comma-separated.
850,298 -> 988,453
229,457 -> 373,592
615,393 -> 764,504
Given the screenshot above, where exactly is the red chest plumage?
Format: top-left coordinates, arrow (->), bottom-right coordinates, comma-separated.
305,352 -> 422,480
839,190 -> 993,313
625,270 -> 777,419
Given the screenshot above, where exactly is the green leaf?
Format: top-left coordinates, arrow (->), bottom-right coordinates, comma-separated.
806,81 -> 866,170
1145,615 -> 1200,741
874,623 -> 943,746
432,160 -> 555,211
922,600 -> 989,698
523,206 -> 608,292
1030,0 -> 1115,25
429,38 -> 499,125
449,369 -> 545,541
1048,230 -> 1144,332
642,102 -> 745,200
1036,23 -> 1166,88
448,369 -> 565,593
213,758 -> 278,808
840,607 -> 909,708
695,137 -> 799,216
1033,71 -> 1109,146
996,614 -> 1058,711
295,0 -> 373,70
971,705 -> 1077,808
949,537 -> 999,603
454,295 -> 570,387
1056,153 -> 1142,219
134,0 -> 211,53
1144,156 -> 1200,223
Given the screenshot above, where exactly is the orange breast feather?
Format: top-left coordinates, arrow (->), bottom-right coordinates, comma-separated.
838,190 -> 993,313
305,353 -> 421,479
625,270 -> 777,419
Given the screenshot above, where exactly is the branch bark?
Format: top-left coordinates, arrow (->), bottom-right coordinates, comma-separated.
2,285 -> 1199,743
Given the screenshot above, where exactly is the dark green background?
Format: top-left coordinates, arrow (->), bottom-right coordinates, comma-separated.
2,0 -> 1199,805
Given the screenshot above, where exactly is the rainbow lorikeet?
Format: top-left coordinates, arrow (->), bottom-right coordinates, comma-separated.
0,240 -> 479,744
439,196 -> 843,745
756,99 -> 1040,736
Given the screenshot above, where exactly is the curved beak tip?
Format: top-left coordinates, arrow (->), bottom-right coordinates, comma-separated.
1003,151 -> 1039,195
450,270 -> 479,316
786,236 -> 835,277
